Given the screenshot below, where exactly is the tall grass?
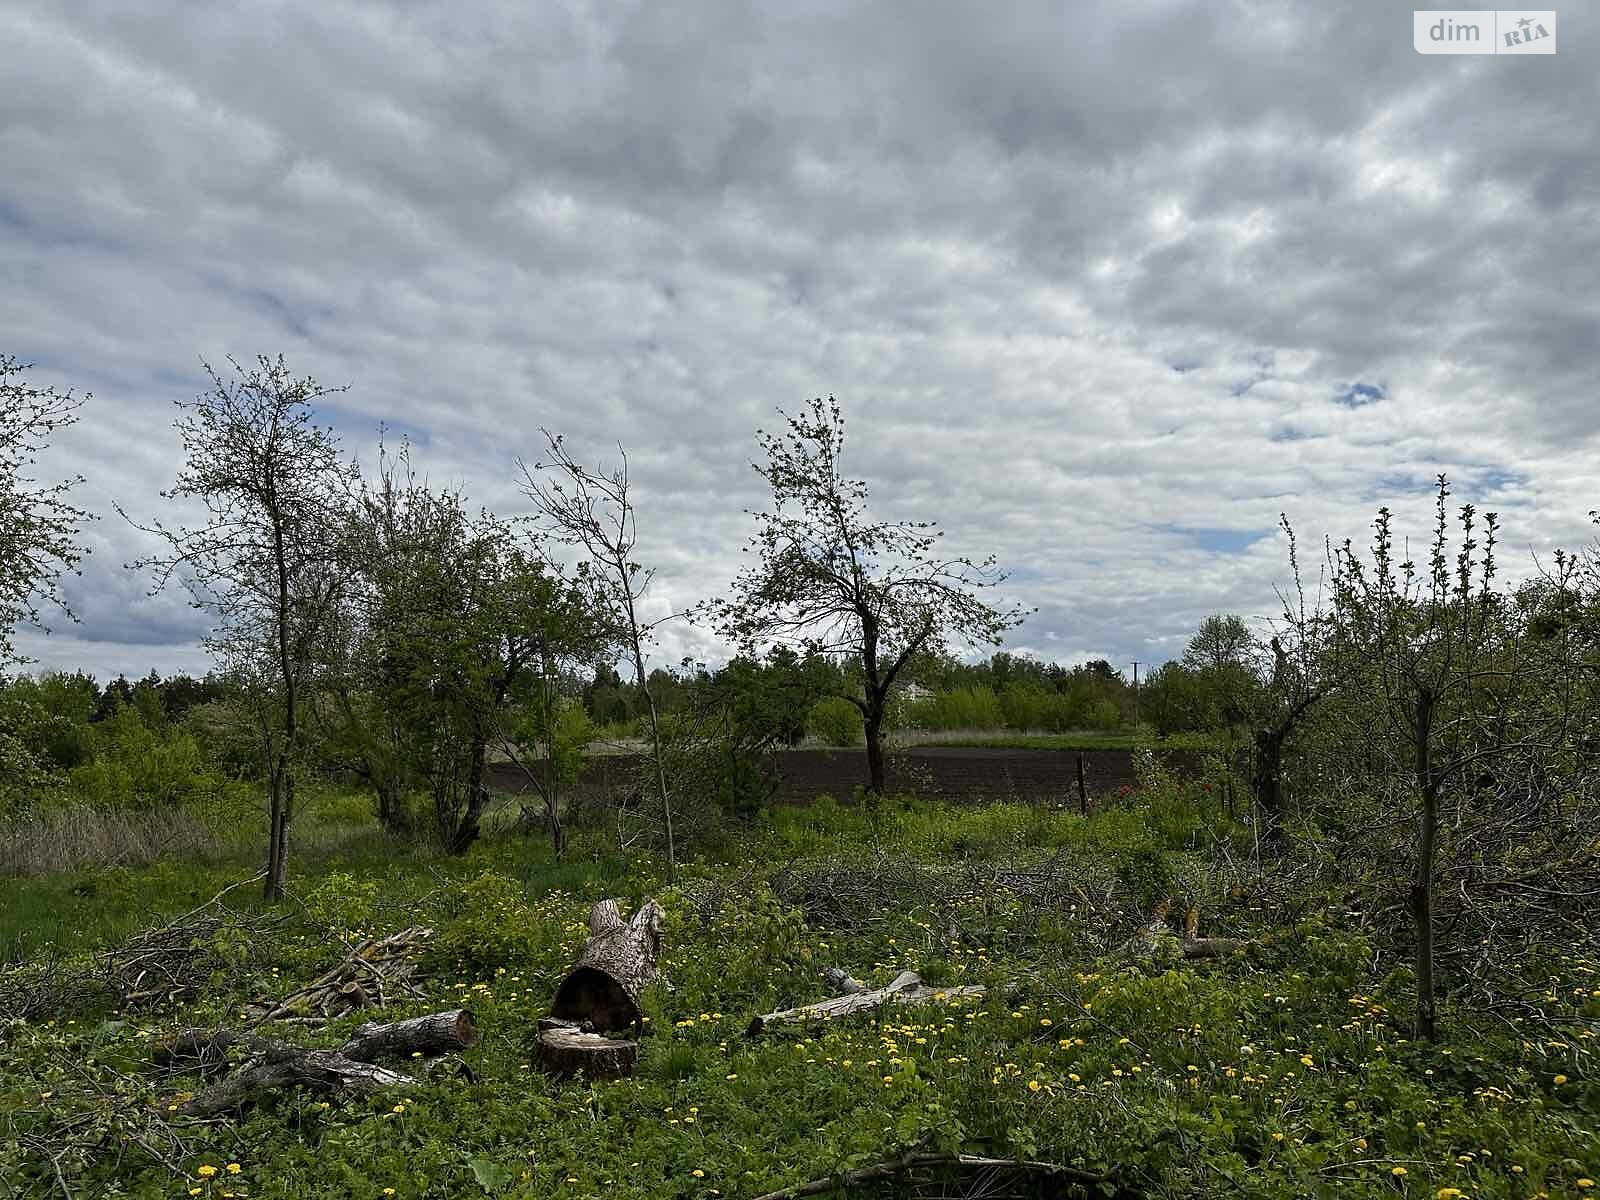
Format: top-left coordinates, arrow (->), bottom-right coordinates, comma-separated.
0,805 -> 232,877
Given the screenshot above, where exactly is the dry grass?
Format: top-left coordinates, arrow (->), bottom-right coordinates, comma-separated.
0,805 -> 233,877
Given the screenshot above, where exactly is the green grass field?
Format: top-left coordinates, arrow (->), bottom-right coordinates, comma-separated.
1,786 -> 1595,1199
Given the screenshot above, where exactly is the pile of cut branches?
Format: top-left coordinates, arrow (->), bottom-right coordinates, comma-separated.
245,926 -> 431,1022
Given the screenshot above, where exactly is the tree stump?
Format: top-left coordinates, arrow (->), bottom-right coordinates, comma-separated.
535,1018 -> 638,1080
538,898 -> 664,1080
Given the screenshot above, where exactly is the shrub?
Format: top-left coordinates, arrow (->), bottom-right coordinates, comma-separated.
430,871 -> 546,975
301,870 -> 380,932
807,697 -> 864,746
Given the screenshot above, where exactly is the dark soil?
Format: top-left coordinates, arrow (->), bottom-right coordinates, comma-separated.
486,745 -> 1200,808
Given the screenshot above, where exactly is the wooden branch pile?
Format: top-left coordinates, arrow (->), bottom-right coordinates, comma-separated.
535,898 -> 665,1080
100,912 -> 229,1010
245,926 -> 431,1021
748,967 -> 986,1035
156,1008 -> 477,1117
99,879 -> 282,1011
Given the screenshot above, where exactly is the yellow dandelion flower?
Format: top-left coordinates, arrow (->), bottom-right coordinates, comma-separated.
198,1165 -> 218,1178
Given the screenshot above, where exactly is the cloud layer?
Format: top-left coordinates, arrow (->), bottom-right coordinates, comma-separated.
4,0 -> 1596,679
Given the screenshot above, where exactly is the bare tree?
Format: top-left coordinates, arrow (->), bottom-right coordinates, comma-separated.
124,356 -> 355,900
0,356 -> 92,668
520,433 -> 677,879
703,397 -> 1028,795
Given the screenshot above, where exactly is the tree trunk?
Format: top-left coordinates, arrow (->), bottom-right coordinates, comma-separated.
265,770 -> 290,901
1413,691 -> 1439,1040
168,1009 -> 474,1117
535,1018 -> 637,1080
864,702 -> 887,796
1252,725 -> 1284,840
549,898 -> 666,1032
446,735 -> 490,855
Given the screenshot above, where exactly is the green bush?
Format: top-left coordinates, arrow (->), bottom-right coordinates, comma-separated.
301,870 -> 380,932
807,697 -> 864,747
429,871 -> 551,975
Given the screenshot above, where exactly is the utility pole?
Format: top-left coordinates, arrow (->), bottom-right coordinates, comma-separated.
1131,661 -> 1141,729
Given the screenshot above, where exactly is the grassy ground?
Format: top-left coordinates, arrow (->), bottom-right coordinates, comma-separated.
1,785 -> 1596,1199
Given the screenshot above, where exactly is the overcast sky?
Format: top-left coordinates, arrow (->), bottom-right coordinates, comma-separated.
3,0 -> 1596,682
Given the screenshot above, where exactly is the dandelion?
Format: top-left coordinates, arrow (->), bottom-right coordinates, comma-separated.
1554,1074 -> 1568,1085
1391,1166 -> 1407,1177
692,1169 -> 706,1178
1027,1080 -> 1041,1091
198,1165 -> 218,1178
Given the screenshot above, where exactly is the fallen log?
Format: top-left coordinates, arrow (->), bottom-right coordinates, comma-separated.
748,970 -> 986,1035
178,1048 -> 416,1118
162,1008 -> 475,1116
537,898 -> 665,1080
549,899 -> 665,1032
1118,902 -> 1249,963
342,1008 -> 477,1062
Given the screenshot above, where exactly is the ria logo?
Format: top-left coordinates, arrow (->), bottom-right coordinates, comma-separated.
1413,10 -> 1556,53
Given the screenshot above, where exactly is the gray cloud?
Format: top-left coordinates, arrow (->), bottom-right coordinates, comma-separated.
2,0 -> 1596,679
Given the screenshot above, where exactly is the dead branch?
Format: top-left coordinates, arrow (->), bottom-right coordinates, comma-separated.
748,969 -> 985,1035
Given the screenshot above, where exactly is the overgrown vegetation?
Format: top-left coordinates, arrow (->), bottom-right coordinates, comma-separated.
1,364 -> 1596,1197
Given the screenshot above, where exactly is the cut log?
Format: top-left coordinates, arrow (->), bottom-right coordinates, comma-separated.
159,1008 -> 475,1117
535,1017 -> 638,1080
1119,905 -> 1249,963
341,1008 -> 477,1062
748,970 -> 986,1035
549,898 -> 664,1033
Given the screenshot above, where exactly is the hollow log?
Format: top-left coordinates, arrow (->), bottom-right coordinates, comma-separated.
535,1017 -> 638,1080
748,970 -> 986,1035
549,898 -> 665,1033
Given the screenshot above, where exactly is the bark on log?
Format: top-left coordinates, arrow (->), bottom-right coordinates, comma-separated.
152,1028 -> 273,1075
748,970 -> 986,1035
178,1047 -> 416,1118
341,1008 -> 477,1062
549,898 -> 664,1033
535,1017 -> 638,1080
163,1009 -> 475,1116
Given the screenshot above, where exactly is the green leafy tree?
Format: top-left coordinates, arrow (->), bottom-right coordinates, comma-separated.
0,356 -> 91,670
704,397 -> 1028,795
125,355 -> 356,899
